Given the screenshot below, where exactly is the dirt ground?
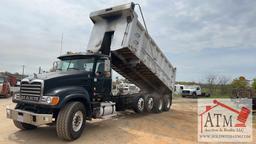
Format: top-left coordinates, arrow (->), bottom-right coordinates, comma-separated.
0,97 -> 255,144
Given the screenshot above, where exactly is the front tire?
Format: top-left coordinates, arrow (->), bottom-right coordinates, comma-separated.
13,120 -> 37,130
56,102 -> 86,141
192,93 -> 197,98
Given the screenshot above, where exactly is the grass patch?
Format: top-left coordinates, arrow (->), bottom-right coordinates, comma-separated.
204,95 -> 230,99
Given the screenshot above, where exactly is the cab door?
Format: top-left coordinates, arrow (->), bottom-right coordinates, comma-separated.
196,87 -> 202,95
94,58 -> 111,100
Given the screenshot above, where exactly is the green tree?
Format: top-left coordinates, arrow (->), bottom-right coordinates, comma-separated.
231,76 -> 248,89
252,78 -> 256,90
218,75 -> 230,95
206,74 -> 217,95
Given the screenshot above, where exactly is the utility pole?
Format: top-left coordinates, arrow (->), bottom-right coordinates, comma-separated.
60,33 -> 63,55
22,65 -> 25,78
39,66 -> 42,74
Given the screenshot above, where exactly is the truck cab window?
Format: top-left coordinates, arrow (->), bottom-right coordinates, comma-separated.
57,58 -> 94,72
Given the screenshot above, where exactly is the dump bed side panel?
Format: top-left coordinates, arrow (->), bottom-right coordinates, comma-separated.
87,3 -> 176,94
122,16 -> 176,91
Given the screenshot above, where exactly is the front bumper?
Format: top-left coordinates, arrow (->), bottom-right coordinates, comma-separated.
6,108 -> 53,126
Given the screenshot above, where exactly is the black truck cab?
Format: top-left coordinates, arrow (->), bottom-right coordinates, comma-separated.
57,53 -> 112,102
12,53 -> 112,119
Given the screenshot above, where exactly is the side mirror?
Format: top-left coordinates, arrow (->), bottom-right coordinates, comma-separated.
104,59 -> 111,78
104,59 -> 110,72
52,61 -> 59,71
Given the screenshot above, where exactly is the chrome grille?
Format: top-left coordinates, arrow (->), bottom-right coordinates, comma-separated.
20,81 -> 42,97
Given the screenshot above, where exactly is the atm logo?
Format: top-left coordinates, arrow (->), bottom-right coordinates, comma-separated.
198,99 -> 252,142
199,99 -> 250,132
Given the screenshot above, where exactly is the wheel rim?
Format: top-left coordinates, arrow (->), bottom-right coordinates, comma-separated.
147,97 -> 154,111
72,111 -> 83,132
158,99 -> 163,110
166,98 -> 170,108
137,98 -> 144,111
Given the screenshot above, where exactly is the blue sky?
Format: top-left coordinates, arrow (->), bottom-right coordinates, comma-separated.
0,0 -> 255,82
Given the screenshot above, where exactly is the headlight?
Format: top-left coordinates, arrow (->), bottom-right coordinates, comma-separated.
13,93 -> 20,100
46,97 -> 51,104
6,109 -> 11,116
41,96 -> 60,105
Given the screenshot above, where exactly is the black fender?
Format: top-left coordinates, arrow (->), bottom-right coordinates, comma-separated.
45,86 -> 92,117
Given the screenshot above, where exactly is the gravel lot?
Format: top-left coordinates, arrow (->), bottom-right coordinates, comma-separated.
0,97 -> 255,144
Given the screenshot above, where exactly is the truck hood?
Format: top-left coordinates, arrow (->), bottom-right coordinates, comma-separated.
24,71 -> 93,94
25,71 -> 90,81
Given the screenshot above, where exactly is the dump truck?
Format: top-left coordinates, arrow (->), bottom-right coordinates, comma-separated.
0,75 -> 11,97
6,2 -> 176,140
231,88 -> 256,112
0,75 -> 17,97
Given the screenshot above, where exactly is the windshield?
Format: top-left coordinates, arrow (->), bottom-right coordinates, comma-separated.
0,77 -> 4,84
57,58 -> 95,72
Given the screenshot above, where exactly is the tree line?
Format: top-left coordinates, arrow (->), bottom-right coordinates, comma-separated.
177,75 -> 256,97
204,75 -> 256,96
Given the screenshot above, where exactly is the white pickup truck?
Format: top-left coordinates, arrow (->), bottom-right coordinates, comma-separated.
181,85 -> 210,98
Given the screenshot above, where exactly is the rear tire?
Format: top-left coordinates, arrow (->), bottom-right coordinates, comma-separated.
56,102 -> 86,141
133,96 -> 145,113
13,120 -> 37,130
145,96 -> 154,112
153,97 -> 163,113
163,95 -> 172,111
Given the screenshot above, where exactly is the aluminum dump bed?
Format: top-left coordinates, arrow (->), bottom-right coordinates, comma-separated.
87,3 -> 176,94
